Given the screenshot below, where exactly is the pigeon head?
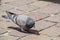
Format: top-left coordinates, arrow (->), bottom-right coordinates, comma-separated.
26,22 -> 35,29
25,17 -> 35,30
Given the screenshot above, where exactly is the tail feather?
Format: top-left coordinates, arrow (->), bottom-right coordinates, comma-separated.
2,15 -> 9,19
6,11 -> 17,19
6,11 -> 16,16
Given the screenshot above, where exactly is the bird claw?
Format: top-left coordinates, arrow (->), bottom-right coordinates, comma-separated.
20,28 -> 28,33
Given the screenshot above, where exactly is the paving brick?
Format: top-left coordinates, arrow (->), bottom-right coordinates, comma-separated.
9,8 -> 25,14
5,0 -> 37,6
56,23 -> 60,27
18,5 -> 39,12
44,14 -> 60,23
0,0 -> 60,40
0,20 -> 18,29
0,10 -> 6,17
30,1 -> 51,8
1,0 -> 16,4
52,37 -> 60,40
25,12 -> 49,21
0,35 -> 18,40
8,29 -> 29,38
0,20 -> 9,28
31,3 -> 60,15
0,28 -> 7,35
4,2 -> 39,12
54,24 -> 60,37
18,34 -> 51,40
32,20 -> 56,30
0,5 -> 24,14
43,3 -> 60,15
0,4 -> 14,11
40,26 -> 60,37
14,4 -> 39,12
0,16 -> 20,29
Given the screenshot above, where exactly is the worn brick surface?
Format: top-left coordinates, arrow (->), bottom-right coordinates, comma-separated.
32,20 -> 56,30
0,20 -> 19,29
18,34 -> 51,40
0,10 -> 7,16
4,3 -> 39,12
5,0 -> 37,5
0,4 -> 14,11
0,6 -> 23,14
40,26 -> 60,37
3,0 -> 38,13
42,3 -> 60,15
44,14 -> 60,23
56,23 -> 60,27
8,8 -> 25,14
1,0 -> 16,4
0,0 -> 60,40
25,12 -> 49,21
52,37 -> 60,40
31,3 -> 60,15
30,1 -> 51,8
14,4 -> 39,12
8,29 -> 29,38
0,28 -> 7,35
0,35 -> 18,40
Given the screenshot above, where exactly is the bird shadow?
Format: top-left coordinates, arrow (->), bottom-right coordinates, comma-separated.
8,26 -> 40,35
38,0 -> 60,4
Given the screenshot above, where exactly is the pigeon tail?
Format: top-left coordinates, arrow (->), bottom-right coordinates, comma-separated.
6,11 -> 17,20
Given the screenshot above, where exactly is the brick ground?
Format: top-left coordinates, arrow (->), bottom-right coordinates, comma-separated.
0,0 -> 60,40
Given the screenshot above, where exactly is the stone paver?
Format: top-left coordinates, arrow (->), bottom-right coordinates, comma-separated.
0,28 -> 8,35
1,0 -> 16,4
30,1 -> 51,8
0,0 -> 60,40
0,4 -> 25,14
31,3 -> 60,15
0,20 -> 18,29
14,4 -> 39,12
44,14 -> 60,23
55,23 -> 60,27
0,4 -> 14,11
18,34 -> 51,40
0,10 -> 7,17
5,0 -> 37,6
7,0 -> 37,6
25,12 -> 49,21
0,35 -> 18,40
40,26 -> 60,37
52,37 -> 60,40
32,20 -> 56,30
8,29 -> 29,38
8,8 -> 25,14
4,2 -> 39,12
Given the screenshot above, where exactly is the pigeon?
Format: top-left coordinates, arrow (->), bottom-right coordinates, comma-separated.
6,11 -> 35,32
